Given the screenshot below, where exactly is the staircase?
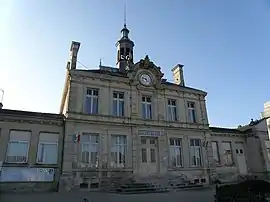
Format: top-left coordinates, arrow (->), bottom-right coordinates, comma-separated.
99,174 -> 206,194
115,182 -> 169,194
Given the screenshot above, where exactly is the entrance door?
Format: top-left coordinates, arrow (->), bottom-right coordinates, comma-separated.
139,136 -> 158,175
235,143 -> 248,175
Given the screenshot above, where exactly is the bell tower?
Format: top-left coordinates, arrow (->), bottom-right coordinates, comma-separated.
116,6 -> 134,72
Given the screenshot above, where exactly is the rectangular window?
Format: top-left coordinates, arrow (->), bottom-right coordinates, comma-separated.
5,130 -> 30,163
168,99 -> 177,121
169,138 -> 182,167
190,139 -> 202,167
111,135 -> 127,168
141,96 -> 152,119
36,133 -> 59,164
81,133 -> 99,167
141,148 -> 147,163
187,102 -> 196,123
211,141 -> 220,164
113,92 -> 124,116
150,148 -> 156,163
85,88 -> 99,114
221,142 -> 233,166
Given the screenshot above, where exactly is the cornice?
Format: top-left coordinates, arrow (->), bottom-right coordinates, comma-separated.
65,112 -> 209,131
0,116 -> 63,126
210,132 -> 246,138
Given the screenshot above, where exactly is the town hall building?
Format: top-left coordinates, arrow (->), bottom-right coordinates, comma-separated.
59,22 -> 212,189
0,22 -> 270,193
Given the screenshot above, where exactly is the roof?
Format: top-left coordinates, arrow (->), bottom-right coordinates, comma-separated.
75,69 -> 207,94
210,118 -> 266,134
210,126 -> 245,134
0,109 -> 63,120
237,118 -> 266,132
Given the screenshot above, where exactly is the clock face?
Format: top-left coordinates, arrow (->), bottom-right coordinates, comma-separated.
139,73 -> 152,86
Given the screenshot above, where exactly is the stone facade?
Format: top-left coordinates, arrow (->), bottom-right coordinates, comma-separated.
210,119 -> 270,183
58,24 -> 212,190
0,109 -> 64,192
1,23 -> 270,193
57,24 -> 270,191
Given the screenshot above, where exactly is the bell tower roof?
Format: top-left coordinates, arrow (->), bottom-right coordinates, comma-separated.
116,5 -> 135,72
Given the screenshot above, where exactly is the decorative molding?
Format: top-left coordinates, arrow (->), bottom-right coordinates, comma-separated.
0,117 -> 63,126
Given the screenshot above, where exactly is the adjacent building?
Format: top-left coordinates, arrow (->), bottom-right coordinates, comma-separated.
0,108 -> 64,192
210,118 -> 270,183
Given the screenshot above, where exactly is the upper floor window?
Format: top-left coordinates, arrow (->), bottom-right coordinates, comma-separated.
142,96 -> 152,119
221,142 -> 233,166
85,88 -> 99,114
37,133 -> 59,165
190,139 -> 202,167
187,102 -> 196,123
5,130 -> 30,163
111,135 -> 126,168
81,133 -> 99,168
169,138 -> 183,167
168,99 -> 177,121
113,92 -> 124,117
211,141 -> 220,164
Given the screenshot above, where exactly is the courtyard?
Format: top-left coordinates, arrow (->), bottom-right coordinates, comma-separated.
0,188 -> 215,202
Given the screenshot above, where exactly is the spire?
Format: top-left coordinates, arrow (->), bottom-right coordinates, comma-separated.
116,4 -> 134,72
121,3 -> 130,39
124,3 -> 127,27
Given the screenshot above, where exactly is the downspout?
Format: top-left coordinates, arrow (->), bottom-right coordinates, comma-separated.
60,116 -> 66,175
58,115 -> 66,192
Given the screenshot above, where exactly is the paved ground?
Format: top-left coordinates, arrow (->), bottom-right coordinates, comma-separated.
0,188 -> 215,202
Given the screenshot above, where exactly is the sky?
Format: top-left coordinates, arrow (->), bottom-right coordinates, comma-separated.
0,0 -> 270,128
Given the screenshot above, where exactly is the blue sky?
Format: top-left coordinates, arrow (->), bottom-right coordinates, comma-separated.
0,0 -> 270,128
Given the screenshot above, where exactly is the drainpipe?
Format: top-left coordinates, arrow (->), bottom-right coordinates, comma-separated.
58,115 -> 66,191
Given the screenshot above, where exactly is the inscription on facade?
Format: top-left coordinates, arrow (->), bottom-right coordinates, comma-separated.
138,130 -> 162,137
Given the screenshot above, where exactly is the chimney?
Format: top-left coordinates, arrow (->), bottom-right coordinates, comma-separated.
70,41 -> 81,70
0,102 -> 2,109
171,64 -> 185,86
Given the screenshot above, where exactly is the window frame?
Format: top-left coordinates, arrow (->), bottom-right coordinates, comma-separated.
80,133 -> 99,168
85,88 -> 99,114
168,99 -> 177,121
36,141 -> 59,165
5,130 -> 30,164
110,135 -> 127,168
211,141 -> 220,164
221,141 -> 234,166
141,95 -> 152,119
189,139 -> 202,167
112,91 -> 125,117
169,138 -> 183,168
187,101 -> 196,123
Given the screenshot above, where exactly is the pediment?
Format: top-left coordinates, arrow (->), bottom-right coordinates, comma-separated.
127,55 -> 164,86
